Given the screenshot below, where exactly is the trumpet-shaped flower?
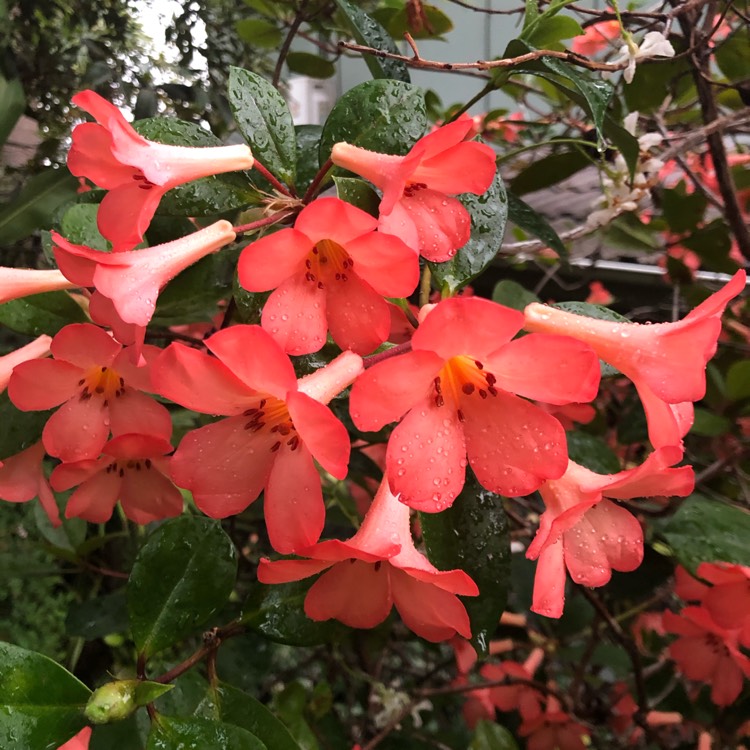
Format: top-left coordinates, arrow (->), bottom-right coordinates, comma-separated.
238,197 -> 419,355
480,648 -> 546,721
51,433 -> 182,524
51,220 -> 236,352
330,118 -> 496,261
0,335 -> 52,393
152,325 -> 361,553
258,476 -> 478,642
68,90 -> 254,250
350,297 -> 601,511
0,441 -> 60,526
57,727 -> 92,750
527,447 -> 694,618
518,696 -> 589,750
523,270 -> 746,448
0,267 -> 78,304
663,605 -> 750,706
8,323 -> 171,463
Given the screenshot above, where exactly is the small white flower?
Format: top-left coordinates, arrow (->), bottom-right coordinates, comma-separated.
614,31 -> 675,84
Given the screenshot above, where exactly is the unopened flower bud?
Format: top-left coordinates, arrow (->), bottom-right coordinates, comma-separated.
84,679 -> 139,724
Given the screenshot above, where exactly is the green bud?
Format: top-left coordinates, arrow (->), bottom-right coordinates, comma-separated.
84,679 -> 139,724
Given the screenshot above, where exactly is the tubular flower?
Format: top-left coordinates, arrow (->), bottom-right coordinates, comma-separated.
0,335 -> 52,393
57,727 -> 92,750
68,90 -> 254,251
663,606 -> 750,706
51,434 -> 182,524
330,118 -> 496,262
51,220 -> 236,352
238,197 -> 419,355
518,696 -> 589,750
523,270 -> 746,448
527,447 -> 694,618
570,19 -> 620,56
0,441 -> 60,527
350,297 -> 601,512
8,323 -> 172,463
480,648 -> 546,721
151,325 -> 361,553
0,267 -> 79,304
257,476 -> 478,642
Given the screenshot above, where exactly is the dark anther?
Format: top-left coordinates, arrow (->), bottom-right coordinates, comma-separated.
485,372 -> 496,386
462,383 -> 475,395
270,441 -> 281,452
95,386 -> 104,394
435,394 -> 445,407
479,389 -> 488,399
474,360 -> 484,370
305,259 -> 312,269
119,468 -> 125,477
488,386 -> 498,397
145,459 -> 152,469
457,409 -> 466,422
434,376 -> 442,393
374,561 -> 382,572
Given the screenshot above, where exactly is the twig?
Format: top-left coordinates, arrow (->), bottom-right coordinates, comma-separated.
233,209 -> 296,235
302,158 -> 333,204
362,341 -> 412,370
272,0 -> 311,89
252,160 -> 295,198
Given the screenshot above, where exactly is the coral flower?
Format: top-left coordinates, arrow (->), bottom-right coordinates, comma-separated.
257,476 -> 478,642
350,297 -> 601,512
480,648 -> 546,721
0,335 -> 52,393
51,434 -> 182,524
68,90 -> 254,251
0,441 -> 60,526
8,323 -> 171,463
330,118 -> 496,261
571,19 -> 621,56
518,696 -> 589,750
527,447 -> 694,618
0,267 -> 78,304
51,220 -> 236,351
152,325 -> 361,553
523,270 -> 746,448
238,197 -> 419,355
663,605 -> 750,706
695,562 -> 750,635
57,727 -> 92,750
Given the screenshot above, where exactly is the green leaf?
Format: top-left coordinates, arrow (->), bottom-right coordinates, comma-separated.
0,290 -> 88,337
34,494 -> 87,552
510,149 -> 591,195
0,74 -> 25,147
286,52 -> 336,79
657,494 -> 750,573
624,57 -> 692,113
376,3 -> 454,40
319,79 -> 426,165
66,591 -> 129,640
197,683 -> 301,750
469,720 -> 519,750
0,169 -> 78,245
420,469 -> 511,655
90,715 -> 146,750
491,279 -> 540,311
715,27 -> 750,84
726,360 -> 750,401
147,716 -> 266,750
240,579 -> 348,646
295,125 -> 323,194
335,0 -> 410,82
133,118 -> 258,216
690,408 -> 731,437
661,187 -> 707,234
0,390 -> 51,461
527,15 -> 583,47
681,219 -> 739,274
333,176 -> 380,216
0,641 -> 91,750
228,67 -> 297,185
429,171 -> 508,294
60,203 -> 109,250
506,191 -> 567,256
134,682 -> 175,707
128,516 -> 238,659
566,431 -> 620,474
235,18 -> 283,48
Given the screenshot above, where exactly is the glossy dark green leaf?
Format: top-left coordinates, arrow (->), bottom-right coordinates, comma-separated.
0,169 -> 78,245
526,15 -> 583,47
0,390 -> 52,461
235,18 -> 282,48
335,0 -> 410,82
132,118 -> 258,216
146,716 -> 265,750
491,279 -> 540,312
506,191 -> 566,256
319,79 -> 426,165
0,641 -> 91,750
690,408 -> 731,437
0,74 -> 25,146
90,715 -> 147,750
469,720 -> 519,750
657,494 -> 750,573
66,591 -> 129,639
197,683 -> 301,750
510,150 -> 591,195
624,57 -> 692,113
134,682 -> 175,707
240,579 -> 347,646
295,125 -> 323,194
285,52 -> 336,79
420,469 -> 511,655
566,431 -> 620,474
0,291 -> 87,337
33,493 -> 87,552
726,360 -> 750,401
60,203 -> 110,250
128,516 -> 238,659
333,176 -> 380,216
271,681 -> 318,749
228,67 -> 297,185
429,171 -> 508,294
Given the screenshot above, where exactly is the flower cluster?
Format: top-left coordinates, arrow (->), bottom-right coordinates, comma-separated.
1,89 -> 746,651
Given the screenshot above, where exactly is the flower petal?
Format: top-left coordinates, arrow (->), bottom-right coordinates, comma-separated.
43,396 -> 111,462
264,445 -> 324,553
64,468 -> 122,523
97,182 -> 165,252
238,228 -> 311,291
120,465 -> 183,524
345,232 -> 419,298
294,196 -> 378,246
51,323 -> 122,368
257,557 -> 334,584
8,359 -> 82,410
109,389 -> 173,441
531,539 -> 567,618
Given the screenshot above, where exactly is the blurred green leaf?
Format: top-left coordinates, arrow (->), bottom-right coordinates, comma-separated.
506,191 -> 567,256
510,150 -> 590,195
0,74 -> 25,146
147,716 -> 265,750
726,360 -> 750,401
491,279 -> 540,311
66,591 -> 129,640
235,18 -> 282,48
470,721 -> 519,750
128,516 -> 238,659
373,3 -> 453,39
566,431 -> 620,474
0,291 -> 87,337
690,408 -> 731,437
334,176 -> 380,216
527,15 -> 583,47
0,391 -> 51,461
715,27 -> 750,84
286,52 -> 336,79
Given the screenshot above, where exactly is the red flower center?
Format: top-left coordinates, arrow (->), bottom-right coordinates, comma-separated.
304,239 -> 355,290
77,365 -> 126,407
432,355 -> 498,420
242,397 -> 300,452
105,457 -> 154,478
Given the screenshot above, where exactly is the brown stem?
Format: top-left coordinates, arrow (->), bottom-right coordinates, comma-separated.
272,0 -> 312,89
253,160 -> 295,198
362,341 -> 412,369
302,158 -> 333,204
233,209 -> 296,235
